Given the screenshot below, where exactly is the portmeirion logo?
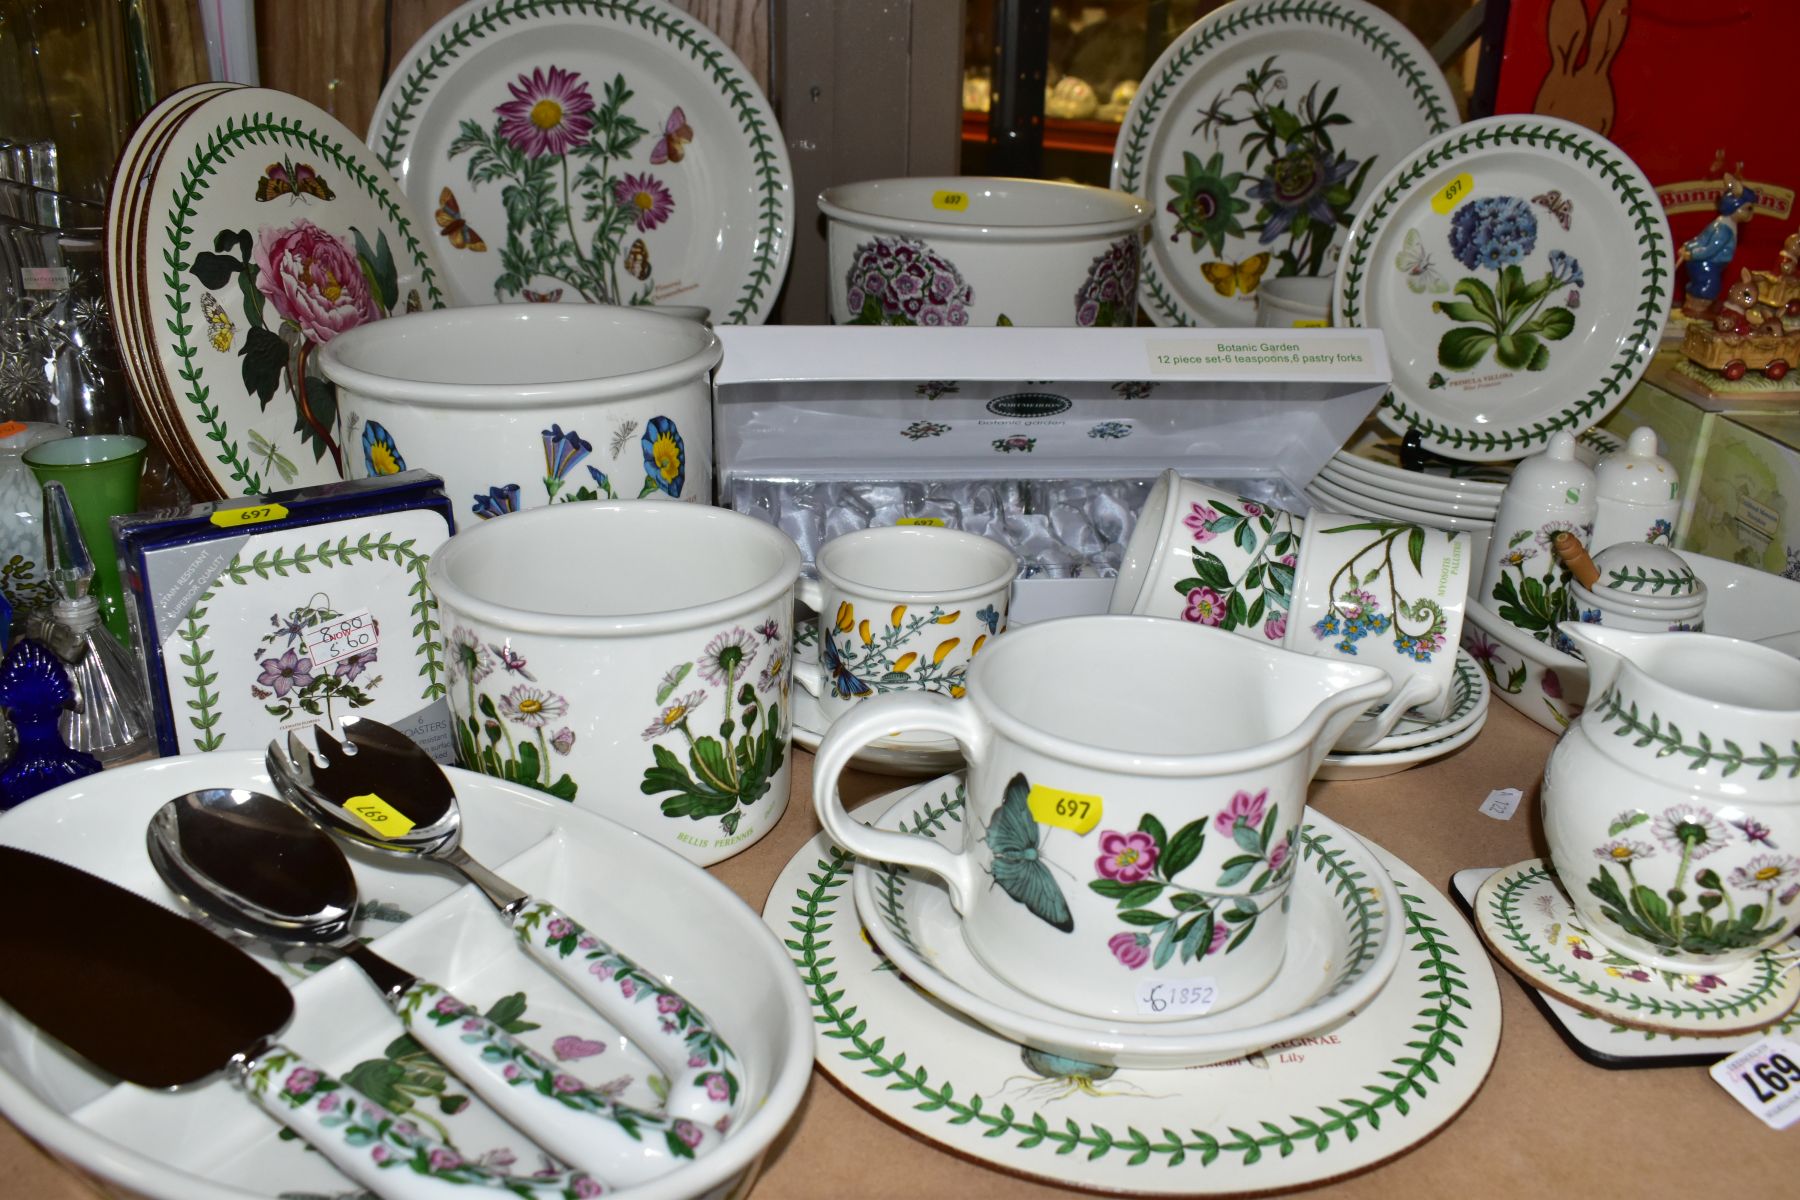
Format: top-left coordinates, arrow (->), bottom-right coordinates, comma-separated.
987,392 -> 1072,417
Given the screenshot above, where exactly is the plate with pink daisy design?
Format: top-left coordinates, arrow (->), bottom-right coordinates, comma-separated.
370,0 -> 793,323
849,774 -> 1403,1069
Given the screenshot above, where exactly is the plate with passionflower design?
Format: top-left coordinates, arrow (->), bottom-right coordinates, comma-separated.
1111,0 -> 1455,328
1335,115 -> 1673,461
370,0 -> 793,324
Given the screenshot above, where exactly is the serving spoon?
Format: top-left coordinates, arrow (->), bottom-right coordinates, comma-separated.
147,787 -> 713,1187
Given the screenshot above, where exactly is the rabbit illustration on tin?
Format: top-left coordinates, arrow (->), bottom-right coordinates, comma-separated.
1535,0 -> 1630,136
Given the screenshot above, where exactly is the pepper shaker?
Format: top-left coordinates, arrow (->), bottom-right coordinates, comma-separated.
1589,426 -> 1681,552
1481,431 -> 1597,646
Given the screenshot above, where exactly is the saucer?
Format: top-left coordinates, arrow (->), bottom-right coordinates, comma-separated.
848,774 -> 1403,1069
1350,648 -> 1488,754
1317,705 -> 1487,781
788,684 -> 965,777
1474,859 -> 1800,1037
765,789 -> 1501,1195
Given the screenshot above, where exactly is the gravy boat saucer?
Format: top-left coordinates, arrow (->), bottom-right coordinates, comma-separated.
849,773 -> 1404,1069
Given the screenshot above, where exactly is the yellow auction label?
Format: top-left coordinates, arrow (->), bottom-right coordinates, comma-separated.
897,517 -> 946,526
209,502 -> 289,528
1430,172 -> 1474,215
931,189 -> 969,212
1293,319 -> 1330,328
1027,784 -> 1103,835
343,793 -> 415,838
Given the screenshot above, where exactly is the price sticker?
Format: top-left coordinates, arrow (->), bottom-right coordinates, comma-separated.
1430,172 -> 1475,215
303,607 -> 379,669
1026,784 -> 1102,835
931,189 -> 970,212
896,517 -> 945,527
342,793 -> 415,838
1479,788 -> 1522,821
1293,319 -> 1329,328
0,421 -> 25,439
1136,977 -> 1218,1018
210,502 -> 289,528
1710,1036 -> 1800,1129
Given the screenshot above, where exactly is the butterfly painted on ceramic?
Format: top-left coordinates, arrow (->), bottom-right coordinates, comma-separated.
1532,189 -> 1573,231
984,773 -> 1073,933
624,238 -> 652,281
977,604 -> 1000,635
200,292 -> 235,351
821,631 -> 872,699
650,106 -> 693,164
1394,229 -> 1447,295
522,288 -> 564,303
436,187 -> 487,251
405,289 -> 423,313
1567,289 -> 1581,310
246,429 -> 297,484
490,642 -> 536,681
1199,253 -> 1269,298
254,159 -> 334,202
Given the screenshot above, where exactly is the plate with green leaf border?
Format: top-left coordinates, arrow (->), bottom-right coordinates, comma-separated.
1334,115 -> 1672,462
369,0 -> 792,324
766,776 -> 1501,1195
1111,0 -> 1455,329
1474,859 -> 1800,1038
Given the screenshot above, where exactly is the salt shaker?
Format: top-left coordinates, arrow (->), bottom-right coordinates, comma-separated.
1589,426 -> 1681,552
1481,432 -> 1597,644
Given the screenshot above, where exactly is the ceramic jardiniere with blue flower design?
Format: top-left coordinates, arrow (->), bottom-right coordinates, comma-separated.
321,304 -> 719,519
426,502 -> 801,866
1544,623 -> 1800,972
813,615 -> 1389,1022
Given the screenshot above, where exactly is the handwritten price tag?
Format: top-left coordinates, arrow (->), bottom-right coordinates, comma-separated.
1710,1036 -> 1800,1129
1479,788 -> 1522,821
1430,172 -> 1475,215
931,189 -> 970,212
896,517 -> 946,527
343,793 -> 415,839
1026,784 -> 1102,835
303,608 -> 378,669
1136,977 -> 1218,1017
210,502 -> 289,529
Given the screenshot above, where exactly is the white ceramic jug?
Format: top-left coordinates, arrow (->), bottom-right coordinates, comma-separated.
1544,623 -> 1800,971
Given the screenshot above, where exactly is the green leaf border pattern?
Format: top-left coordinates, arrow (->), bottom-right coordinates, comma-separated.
178,533 -> 446,752
1115,0 -> 1455,328
787,824 -> 1470,1170
1485,863 -> 1793,1023
1593,687 -> 1800,780
160,114 -> 445,495
371,0 -> 787,325
1602,564 -> 1698,596
1337,121 -> 1670,456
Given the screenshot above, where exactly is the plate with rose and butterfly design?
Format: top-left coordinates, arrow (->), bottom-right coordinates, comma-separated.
1111,0 -> 1456,328
370,0 -> 793,324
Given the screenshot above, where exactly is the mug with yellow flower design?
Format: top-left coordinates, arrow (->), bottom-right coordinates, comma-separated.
797,526 -> 1020,726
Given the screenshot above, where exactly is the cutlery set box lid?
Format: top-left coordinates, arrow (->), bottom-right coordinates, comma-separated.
712,326 -> 1392,621
111,470 -> 457,759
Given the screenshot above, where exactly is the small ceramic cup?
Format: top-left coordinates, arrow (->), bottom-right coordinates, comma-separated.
426,503 -> 802,866
1109,469 -> 1302,646
1254,277 -> 1332,328
813,616 -> 1389,1022
1289,506 -> 1473,729
796,526 -> 1019,725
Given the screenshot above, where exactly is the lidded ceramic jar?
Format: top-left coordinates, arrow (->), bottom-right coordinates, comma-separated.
1570,542 -> 1706,633
1589,426 -> 1681,552
1480,431 -> 1596,642
1544,623 -> 1800,972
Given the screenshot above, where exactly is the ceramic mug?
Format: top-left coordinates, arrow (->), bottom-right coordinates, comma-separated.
813,616 -> 1389,1022
1289,506 -> 1473,729
796,525 -> 1019,724
426,503 -> 802,866
1110,469 -> 1302,645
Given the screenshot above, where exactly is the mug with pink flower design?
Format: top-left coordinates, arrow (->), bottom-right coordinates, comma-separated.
813,614 -> 1388,1021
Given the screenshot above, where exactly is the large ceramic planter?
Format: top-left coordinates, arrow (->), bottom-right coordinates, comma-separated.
819,177 -> 1150,327
321,305 -> 721,522
426,503 -> 801,865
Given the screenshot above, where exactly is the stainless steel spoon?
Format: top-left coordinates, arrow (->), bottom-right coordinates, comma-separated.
148,788 -> 703,1187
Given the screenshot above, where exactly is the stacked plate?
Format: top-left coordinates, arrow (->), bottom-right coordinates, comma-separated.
1317,647 -> 1490,780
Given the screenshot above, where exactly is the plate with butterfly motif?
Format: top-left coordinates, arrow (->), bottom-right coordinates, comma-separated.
848,774 -> 1403,1069
129,86 -> 449,499
1335,115 -> 1673,461
1111,0 -> 1455,328
369,0 -> 792,323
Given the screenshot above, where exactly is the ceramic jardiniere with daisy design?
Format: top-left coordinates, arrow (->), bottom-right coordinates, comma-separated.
1544,623 -> 1800,972
425,502 -> 801,865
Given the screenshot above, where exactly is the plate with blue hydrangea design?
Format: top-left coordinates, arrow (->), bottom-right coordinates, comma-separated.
1335,115 -> 1672,462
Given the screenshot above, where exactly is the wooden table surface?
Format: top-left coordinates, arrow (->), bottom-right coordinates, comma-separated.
4,700 -> 1793,1197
